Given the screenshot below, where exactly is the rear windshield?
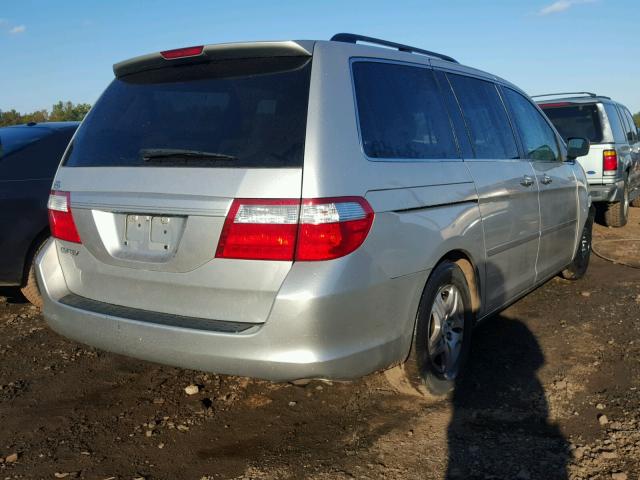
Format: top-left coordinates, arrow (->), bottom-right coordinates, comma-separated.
64,57 -> 312,168
540,103 -> 603,144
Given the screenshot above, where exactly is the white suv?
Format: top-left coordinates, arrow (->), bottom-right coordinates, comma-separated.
536,92 -> 640,227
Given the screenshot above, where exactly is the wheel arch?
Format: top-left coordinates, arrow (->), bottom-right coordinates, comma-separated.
437,250 -> 482,318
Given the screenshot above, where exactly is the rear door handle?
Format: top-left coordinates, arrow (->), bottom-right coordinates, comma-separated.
520,175 -> 534,187
541,174 -> 553,185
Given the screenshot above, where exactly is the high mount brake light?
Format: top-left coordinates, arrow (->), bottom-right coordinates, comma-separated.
215,197 -> 374,261
160,45 -> 204,60
539,102 -> 572,108
603,150 -> 618,174
47,191 -> 81,243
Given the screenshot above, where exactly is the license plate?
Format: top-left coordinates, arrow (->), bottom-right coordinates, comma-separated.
125,214 -> 183,252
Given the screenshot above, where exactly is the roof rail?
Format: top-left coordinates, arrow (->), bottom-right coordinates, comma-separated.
531,92 -> 598,99
330,33 -> 459,64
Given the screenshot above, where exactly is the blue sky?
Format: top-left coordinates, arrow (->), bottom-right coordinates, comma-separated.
1,0 -> 639,114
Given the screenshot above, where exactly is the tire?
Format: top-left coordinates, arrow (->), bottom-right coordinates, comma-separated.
603,177 -> 629,227
384,261 -> 474,398
20,238 -> 47,309
631,194 -> 640,208
562,207 -> 594,280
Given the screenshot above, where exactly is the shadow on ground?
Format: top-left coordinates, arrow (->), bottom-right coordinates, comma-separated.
447,315 -> 570,479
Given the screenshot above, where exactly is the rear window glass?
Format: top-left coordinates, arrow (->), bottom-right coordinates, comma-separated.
447,74 -> 519,160
540,104 -> 603,143
352,62 -> 459,160
0,127 -> 52,158
64,57 -> 312,168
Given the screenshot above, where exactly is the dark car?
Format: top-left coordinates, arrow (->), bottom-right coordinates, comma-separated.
0,121 -> 78,306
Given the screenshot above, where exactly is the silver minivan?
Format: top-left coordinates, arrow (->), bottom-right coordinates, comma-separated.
37,34 -> 592,397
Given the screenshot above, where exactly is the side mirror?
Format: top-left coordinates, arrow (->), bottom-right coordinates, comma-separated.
567,137 -> 589,160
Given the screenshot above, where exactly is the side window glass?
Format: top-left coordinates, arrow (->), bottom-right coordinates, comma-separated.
432,70 -> 475,159
352,62 -> 459,160
503,88 -> 560,162
447,74 -> 519,160
603,103 -> 626,143
623,108 -> 637,143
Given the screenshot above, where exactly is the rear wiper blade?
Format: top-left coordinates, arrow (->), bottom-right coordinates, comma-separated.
140,148 -> 237,162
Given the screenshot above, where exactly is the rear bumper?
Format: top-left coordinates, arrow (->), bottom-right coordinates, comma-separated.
589,179 -> 624,203
36,239 -> 426,381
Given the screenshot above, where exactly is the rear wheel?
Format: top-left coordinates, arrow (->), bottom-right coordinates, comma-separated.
630,193 -> 640,208
385,261 -> 473,398
562,207 -> 594,280
603,177 -> 629,227
20,238 -> 47,309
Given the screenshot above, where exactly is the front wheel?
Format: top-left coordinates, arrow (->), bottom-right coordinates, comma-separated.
385,261 -> 473,398
562,207 -> 594,280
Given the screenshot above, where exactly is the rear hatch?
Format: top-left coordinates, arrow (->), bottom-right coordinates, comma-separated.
539,101 -> 610,183
51,45 -> 313,324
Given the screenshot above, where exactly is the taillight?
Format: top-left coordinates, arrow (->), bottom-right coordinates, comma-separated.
603,150 -> 618,174
47,191 -> 81,243
215,197 -> 374,261
216,199 -> 299,261
160,46 -> 204,60
296,197 -> 374,261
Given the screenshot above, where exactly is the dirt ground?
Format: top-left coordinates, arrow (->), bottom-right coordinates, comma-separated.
1,211 -> 639,480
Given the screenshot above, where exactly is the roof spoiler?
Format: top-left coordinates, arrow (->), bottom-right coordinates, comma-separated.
113,40 -> 314,78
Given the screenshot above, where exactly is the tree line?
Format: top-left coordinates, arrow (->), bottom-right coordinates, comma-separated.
0,101 -> 92,127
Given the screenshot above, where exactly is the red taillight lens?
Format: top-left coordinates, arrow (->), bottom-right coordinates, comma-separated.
539,102 -> 572,108
47,191 -> 81,243
216,199 -> 299,260
603,150 -> 618,173
296,197 -> 374,261
160,45 -> 204,60
215,197 -> 374,261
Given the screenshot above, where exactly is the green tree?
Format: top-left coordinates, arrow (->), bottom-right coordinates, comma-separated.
0,101 -> 91,127
0,109 -> 24,127
633,112 -> 639,128
49,101 -> 92,122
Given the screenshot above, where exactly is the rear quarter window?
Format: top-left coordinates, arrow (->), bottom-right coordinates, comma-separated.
603,103 -> 627,143
352,61 -> 459,160
619,106 -> 637,143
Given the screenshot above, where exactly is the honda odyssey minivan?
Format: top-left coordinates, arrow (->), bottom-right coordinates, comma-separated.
37,34 -> 592,397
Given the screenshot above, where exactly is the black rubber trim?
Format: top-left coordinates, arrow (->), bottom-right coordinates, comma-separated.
540,219 -> 577,237
59,293 -> 257,333
392,198 -> 478,214
487,231 -> 540,258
